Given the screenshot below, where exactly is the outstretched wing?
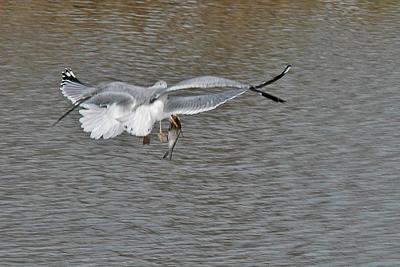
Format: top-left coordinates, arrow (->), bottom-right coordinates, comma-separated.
166,76 -> 249,93
60,68 -> 95,104
164,66 -> 291,103
163,88 -> 247,115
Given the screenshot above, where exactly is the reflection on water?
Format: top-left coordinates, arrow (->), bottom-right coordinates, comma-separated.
1,1 -> 400,266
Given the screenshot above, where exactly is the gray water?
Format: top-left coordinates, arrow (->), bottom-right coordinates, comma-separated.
1,1 -> 400,266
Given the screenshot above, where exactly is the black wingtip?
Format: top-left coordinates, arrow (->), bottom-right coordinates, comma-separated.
248,65 -> 290,103
61,68 -> 83,86
163,150 -> 172,160
51,103 -> 80,127
254,65 -> 291,89
52,95 -> 91,127
283,65 -> 291,74
249,87 -> 286,103
260,91 -> 286,103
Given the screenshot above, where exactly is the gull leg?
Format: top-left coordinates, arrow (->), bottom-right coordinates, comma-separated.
158,120 -> 168,143
143,135 -> 150,145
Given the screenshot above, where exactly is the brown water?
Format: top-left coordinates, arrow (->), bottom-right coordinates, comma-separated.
1,1 -> 400,266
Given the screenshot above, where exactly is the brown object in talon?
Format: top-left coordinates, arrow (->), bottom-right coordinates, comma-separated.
170,115 -> 181,129
163,115 -> 182,160
143,135 -> 150,145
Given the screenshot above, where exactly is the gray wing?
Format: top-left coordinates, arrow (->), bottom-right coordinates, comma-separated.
166,76 -> 249,92
60,68 -> 96,104
97,81 -> 152,102
164,88 -> 247,115
84,91 -> 137,107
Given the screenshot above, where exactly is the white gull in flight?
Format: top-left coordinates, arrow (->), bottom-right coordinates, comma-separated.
54,65 -> 291,144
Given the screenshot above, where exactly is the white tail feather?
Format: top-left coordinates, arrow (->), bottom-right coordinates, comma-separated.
79,104 -> 126,139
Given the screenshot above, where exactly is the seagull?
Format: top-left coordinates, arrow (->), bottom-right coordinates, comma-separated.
54,65 -> 291,146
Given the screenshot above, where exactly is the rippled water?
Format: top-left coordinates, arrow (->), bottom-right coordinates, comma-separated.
1,1 -> 400,266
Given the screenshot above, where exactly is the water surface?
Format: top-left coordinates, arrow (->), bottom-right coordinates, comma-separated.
1,1 -> 400,266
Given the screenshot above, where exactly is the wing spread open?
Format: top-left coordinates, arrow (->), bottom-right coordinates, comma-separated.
60,68 -> 95,104
166,76 -> 249,92
163,88 -> 247,115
